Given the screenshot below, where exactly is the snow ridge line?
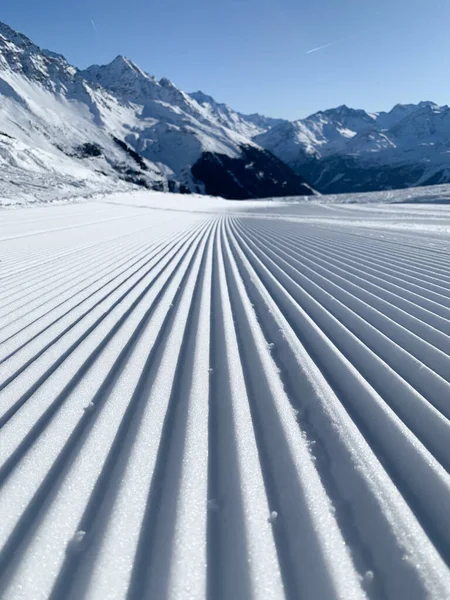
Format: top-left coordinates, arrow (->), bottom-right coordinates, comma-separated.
0,220 -> 205,358
1,206 -> 450,599
0,215 -> 178,280
0,219 -> 207,404
0,219 -> 213,599
226,219 -> 450,595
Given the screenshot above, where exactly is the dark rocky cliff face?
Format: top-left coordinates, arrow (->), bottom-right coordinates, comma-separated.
191,145 -> 314,199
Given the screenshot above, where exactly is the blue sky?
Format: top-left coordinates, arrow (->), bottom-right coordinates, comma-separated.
2,0 -> 450,119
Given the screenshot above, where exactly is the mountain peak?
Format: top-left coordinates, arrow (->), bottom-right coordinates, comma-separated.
110,54 -> 130,65
81,55 -> 158,98
190,90 -> 222,106
103,55 -> 150,79
159,77 -> 177,88
389,101 -> 437,113
324,104 -> 369,118
0,21 -> 35,48
0,21 -> 75,86
110,54 -> 135,68
0,21 -> 71,69
418,101 -> 439,109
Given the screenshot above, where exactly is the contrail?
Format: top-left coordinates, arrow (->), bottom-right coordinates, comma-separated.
91,20 -> 98,33
306,40 -> 339,55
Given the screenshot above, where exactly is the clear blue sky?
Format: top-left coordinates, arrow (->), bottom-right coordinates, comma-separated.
2,0 -> 450,120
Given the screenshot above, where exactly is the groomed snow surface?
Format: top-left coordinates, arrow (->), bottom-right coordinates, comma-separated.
1,193 -> 450,600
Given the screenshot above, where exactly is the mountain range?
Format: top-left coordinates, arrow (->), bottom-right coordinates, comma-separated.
255,102 -> 450,194
0,21 -> 312,202
1,20 -> 450,201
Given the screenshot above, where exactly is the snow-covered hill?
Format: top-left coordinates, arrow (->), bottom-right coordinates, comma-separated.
256,101 -> 450,194
0,21 -> 313,202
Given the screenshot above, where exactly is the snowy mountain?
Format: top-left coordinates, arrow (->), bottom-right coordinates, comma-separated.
0,21 -> 313,201
188,90 -> 286,139
0,22 -> 166,202
256,101 -> 450,194
4,18 -> 450,201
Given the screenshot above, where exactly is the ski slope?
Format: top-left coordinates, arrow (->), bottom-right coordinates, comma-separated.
1,193 -> 450,600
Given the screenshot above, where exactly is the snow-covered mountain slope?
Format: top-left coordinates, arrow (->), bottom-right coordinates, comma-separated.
254,105 -> 378,165
5,17 -> 450,201
2,195 -> 450,599
189,90 -> 286,138
0,21 -> 313,201
0,22 -> 166,201
256,101 -> 450,194
80,58 -> 313,199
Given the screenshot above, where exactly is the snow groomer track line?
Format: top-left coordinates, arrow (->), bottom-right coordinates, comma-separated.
1,197 -> 450,600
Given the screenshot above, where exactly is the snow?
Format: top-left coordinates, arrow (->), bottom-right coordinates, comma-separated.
1,191 -> 450,599
255,100 -> 450,193
4,17 -> 450,201
255,107 -> 379,162
189,90 -> 286,139
0,20 -> 280,201
2,15 -> 450,600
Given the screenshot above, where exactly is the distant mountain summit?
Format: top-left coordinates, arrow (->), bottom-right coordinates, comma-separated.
255,101 -> 450,194
0,21 -> 313,201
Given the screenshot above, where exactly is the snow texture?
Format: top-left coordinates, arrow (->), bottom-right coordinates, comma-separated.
1,191 -> 450,599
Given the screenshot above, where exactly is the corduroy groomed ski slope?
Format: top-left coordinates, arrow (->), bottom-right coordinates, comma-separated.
2,192 -> 450,599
